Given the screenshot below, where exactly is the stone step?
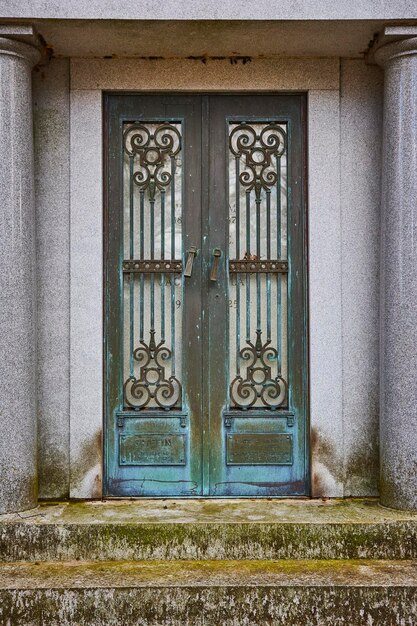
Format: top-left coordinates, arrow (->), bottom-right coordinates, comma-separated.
0,559 -> 416,625
1,498 -> 416,561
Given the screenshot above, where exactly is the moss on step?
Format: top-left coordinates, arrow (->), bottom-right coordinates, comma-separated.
0,563 -> 416,626
1,498 -> 416,562
1,558 -> 416,588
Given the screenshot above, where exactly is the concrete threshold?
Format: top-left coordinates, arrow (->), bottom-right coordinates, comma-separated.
1,498 -> 416,561
2,497 -> 417,524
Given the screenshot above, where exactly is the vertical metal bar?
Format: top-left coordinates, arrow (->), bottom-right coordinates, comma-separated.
267,274 -> 271,342
276,155 -> 281,258
245,190 -> 251,341
161,273 -> 165,342
171,274 -> 176,375
235,157 -> 240,374
266,189 -> 271,341
171,155 -> 175,259
150,196 -> 155,333
150,274 -> 155,332
277,154 -> 282,375
266,190 -> 271,260
150,199 -> 155,259
129,156 -> 134,259
161,191 -> 165,341
161,190 -> 165,260
170,155 -> 176,376
277,274 -> 282,375
256,195 -> 261,332
139,190 -> 144,342
140,190 -> 145,260
129,155 -> 134,376
236,157 -> 240,260
140,275 -> 144,342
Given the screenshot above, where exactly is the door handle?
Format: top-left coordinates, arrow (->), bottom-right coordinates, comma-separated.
210,248 -> 222,281
184,246 -> 197,277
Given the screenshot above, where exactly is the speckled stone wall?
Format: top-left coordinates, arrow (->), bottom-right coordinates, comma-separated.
376,37 -> 417,510
33,58 -> 71,499
0,38 -> 40,513
340,60 -> 383,497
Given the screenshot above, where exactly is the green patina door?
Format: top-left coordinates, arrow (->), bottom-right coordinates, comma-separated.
105,94 -> 308,497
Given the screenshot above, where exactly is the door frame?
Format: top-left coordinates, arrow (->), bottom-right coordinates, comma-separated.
103,91 -> 310,497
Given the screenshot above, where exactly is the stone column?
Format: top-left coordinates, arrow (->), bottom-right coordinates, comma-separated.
375,36 -> 417,510
0,37 -> 41,513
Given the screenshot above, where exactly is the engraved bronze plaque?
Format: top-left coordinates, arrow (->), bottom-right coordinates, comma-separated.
226,433 -> 293,466
119,434 -> 186,466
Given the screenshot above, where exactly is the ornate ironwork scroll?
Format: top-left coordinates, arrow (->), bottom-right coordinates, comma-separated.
230,330 -> 287,409
124,123 -> 181,201
124,330 -> 182,410
229,123 -> 287,201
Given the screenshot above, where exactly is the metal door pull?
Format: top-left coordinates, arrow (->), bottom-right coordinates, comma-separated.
184,246 -> 197,277
210,248 -> 222,281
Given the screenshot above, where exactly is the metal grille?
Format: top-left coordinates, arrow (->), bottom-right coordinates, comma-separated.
228,121 -> 289,410
122,122 -> 183,410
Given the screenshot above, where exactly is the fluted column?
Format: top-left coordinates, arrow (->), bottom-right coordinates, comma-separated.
0,37 -> 41,513
375,36 -> 417,510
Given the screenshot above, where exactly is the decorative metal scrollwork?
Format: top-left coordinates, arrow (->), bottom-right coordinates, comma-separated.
229,123 -> 287,201
230,330 -> 287,409
123,123 -> 181,201
124,330 -> 182,410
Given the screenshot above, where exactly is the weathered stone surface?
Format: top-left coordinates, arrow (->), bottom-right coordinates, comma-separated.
0,1 -> 416,20
33,57 -> 71,500
1,499 -> 416,561
31,21 -> 386,60
69,89 -> 103,499
71,58 -> 339,91
375,36 -> 417,511
340,60 -> 383,497
0,37 -> 41,514
308,90 -> 343,497
0,560 -> 416,625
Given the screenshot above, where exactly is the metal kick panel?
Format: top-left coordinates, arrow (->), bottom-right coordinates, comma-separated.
119,433 -> 186,466
226,433 -> 293,466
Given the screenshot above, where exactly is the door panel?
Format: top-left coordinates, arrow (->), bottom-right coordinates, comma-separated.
104,94 -> 308,497
105,95 -> 203,496
207,95 -> 308,496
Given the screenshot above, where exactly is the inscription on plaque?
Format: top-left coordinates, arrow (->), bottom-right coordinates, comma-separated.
226,433 -> 293,466
119,434 -> 186,466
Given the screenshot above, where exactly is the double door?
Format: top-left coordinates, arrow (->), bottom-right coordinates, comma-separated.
105,94 -> 308,497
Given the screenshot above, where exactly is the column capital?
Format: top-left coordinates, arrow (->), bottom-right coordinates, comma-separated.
0,23 -> 44,67
0,37 -> 41,67
373,26 -> 417,67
